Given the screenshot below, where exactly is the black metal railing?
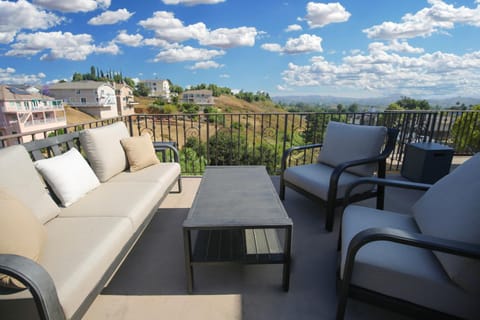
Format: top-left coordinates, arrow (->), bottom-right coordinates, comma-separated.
1,110 -> 478,175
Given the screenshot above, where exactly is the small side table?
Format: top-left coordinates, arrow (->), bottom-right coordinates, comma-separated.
401,142 -> 454,184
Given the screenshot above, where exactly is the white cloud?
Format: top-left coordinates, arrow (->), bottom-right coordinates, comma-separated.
88,9 -> 134,25
153,45 -> 225,63
188,60 -> 224,70
368,40 -> 424,54
139,11 -> 208,42
139,11 -> 257,48
305,2 -> 351,28
33,0 -> 110,12
364,0 -> 480,40
262,34 -> 323,55
285,24 -> 302,32
0,0 -> 63,44
115,30 -> 144,47
0,67 -> 46,84
280,47 -> 480,97
199,27 -> 257,48
5,31 -> 119,61
162,0 -> 225,5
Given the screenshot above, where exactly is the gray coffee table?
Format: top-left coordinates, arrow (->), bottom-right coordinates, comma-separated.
183,166 -> 293,293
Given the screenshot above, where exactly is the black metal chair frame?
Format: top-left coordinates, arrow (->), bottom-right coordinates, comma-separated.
335,177 -> 480,320
279,128 -> 399,232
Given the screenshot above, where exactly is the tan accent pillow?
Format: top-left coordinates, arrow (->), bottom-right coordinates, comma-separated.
0,189 -> 47,289
120,134 -> 160,172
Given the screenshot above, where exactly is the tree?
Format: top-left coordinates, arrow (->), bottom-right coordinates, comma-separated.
394,96 -> 431,110
348,103 -> 359,113
386,103 -> 404,111
135,82 -> 150,97
451,105 -> 480,153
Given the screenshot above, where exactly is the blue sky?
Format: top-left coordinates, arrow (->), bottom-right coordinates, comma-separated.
1,0 -> 480,98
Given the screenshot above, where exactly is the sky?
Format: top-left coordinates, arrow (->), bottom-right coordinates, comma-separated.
1,0 -> 480,99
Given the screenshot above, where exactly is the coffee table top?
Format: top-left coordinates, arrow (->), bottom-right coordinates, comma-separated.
183,166 -> 292,229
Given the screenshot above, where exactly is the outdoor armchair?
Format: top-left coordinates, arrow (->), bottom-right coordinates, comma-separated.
336,153 -> 480,319
279,121 -> 398,231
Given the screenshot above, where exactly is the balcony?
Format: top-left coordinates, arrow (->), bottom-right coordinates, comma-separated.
0,112 -> 477,319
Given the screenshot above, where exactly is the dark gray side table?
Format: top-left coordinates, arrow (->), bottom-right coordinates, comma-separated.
401,142 -> 454,184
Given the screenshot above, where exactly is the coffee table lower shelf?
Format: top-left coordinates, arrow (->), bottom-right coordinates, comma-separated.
184,228 -> 291,293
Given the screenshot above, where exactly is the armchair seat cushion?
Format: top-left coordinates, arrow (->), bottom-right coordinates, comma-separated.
341,205 -> 479,319
283,163 -> 374,200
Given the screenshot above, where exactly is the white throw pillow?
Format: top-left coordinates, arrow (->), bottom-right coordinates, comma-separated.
34,148 -> 100,207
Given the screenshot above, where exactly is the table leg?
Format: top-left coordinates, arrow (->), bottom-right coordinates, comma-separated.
282,225 -> 292,291
183,228 -> 194,293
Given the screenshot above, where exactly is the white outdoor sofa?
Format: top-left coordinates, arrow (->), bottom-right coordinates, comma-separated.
0,122 -> 181,320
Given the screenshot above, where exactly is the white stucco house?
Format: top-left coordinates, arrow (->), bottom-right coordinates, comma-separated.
139,79 -> 171,100
46,81 -> 118,119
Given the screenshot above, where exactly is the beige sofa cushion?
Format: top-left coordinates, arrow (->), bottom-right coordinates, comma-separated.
34,148 -> 100,207
0,189 -> 47,289
0,145 -> 60,223
39,217 -> 133,319
120,134 -> 160,172
318,121 -> 387,176
412,152 -> 480,294
79,122 -> 130,182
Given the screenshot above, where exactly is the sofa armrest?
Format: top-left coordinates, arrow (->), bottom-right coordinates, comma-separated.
336,227 -> 480,319
0,254 -> 65,320
153,142 -> 180,163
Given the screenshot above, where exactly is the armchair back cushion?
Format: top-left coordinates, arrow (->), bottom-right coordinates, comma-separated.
79,121 -> 130,182
317,122 -> 387,176
0,145 -> 60,224
412,153 -> 480,294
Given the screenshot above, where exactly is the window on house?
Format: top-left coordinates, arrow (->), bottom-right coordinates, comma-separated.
76,90 -> 81,94
81,98 -> 87,104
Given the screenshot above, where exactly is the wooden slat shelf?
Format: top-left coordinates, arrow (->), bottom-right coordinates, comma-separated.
192,229 -> 286,264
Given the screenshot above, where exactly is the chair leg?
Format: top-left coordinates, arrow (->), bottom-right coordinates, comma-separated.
325,203 -> 334,232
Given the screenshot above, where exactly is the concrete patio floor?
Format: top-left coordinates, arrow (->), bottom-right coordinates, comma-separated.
84,174 -> 428,320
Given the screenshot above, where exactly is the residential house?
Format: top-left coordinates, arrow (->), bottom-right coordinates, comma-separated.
47,81 -> 117,119
181,89 -> 214,106
0,85 -> 66,141
139,79 -> 171,100
114,83 -> 136,116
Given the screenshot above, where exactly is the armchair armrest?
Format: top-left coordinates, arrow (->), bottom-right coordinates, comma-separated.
153,141 -> 180,163
280,143 -> 323,173
0,254 -> 65,320
336,227 -> 480,319
343,177 -> 432,208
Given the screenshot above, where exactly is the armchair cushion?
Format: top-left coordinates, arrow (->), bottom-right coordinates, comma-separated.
120,133 -> 160,172
79,122 -> 130,182
412,153 -> 480,294
341,205 -> 478,319
0,145 -> 60,224
318,122 -> 387,176
283,163 -> 374,200
0,189 -> 47,289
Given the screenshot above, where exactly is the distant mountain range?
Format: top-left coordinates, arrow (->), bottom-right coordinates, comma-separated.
272,95 -> 480,109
